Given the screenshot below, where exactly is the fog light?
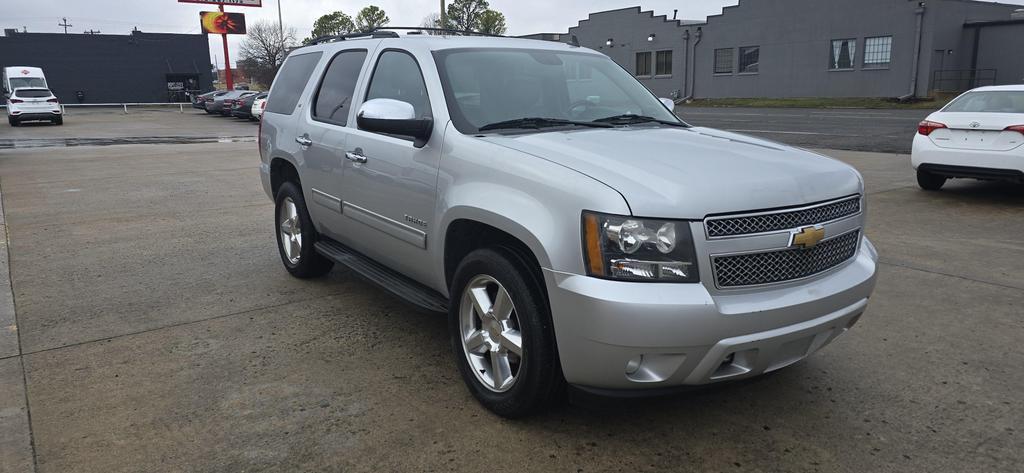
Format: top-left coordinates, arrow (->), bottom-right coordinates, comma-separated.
625,355 -> 643,375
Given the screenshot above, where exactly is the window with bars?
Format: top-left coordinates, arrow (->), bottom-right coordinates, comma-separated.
636,52 -> 652,76
738,46 -> 759,73
714,48 -> 734,74
863,36 -> 892,68
655,50 -> 672,76
830,38 -> 856,70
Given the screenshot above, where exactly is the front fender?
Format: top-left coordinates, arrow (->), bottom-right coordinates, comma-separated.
432,130 -> 630,294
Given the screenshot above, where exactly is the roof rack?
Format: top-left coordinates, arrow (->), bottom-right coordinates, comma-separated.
304,26 -> 504,45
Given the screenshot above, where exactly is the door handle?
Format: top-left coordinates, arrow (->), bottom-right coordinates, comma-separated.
345,151 -> 368,164
295,136 -> 313,147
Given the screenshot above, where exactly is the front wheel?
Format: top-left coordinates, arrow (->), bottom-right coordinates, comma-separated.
274,181 -> 334,278
449,248 -> 564,418
917,168 -> 946,191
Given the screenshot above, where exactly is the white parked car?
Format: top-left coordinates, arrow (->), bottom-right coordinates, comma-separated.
252,95 -> 267,120
912,85 -> 1024,190
6,87 -> 62,126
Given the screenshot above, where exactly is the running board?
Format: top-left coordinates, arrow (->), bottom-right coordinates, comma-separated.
314,238 -> 449,313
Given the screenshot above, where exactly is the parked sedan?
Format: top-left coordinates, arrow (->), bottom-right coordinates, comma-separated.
252,95 -> 267,120
912,85 -> 1024,190
218,91 -> 256,117
192,90 -> 223,110
7,87 -> 62,126
205,90 -> 250,115
232,92 -> 266,120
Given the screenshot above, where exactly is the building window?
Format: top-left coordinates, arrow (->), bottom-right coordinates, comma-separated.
863,36 -> 892,68
655,50 -> 672,76
830,38 -> 856,70
738,46 -> 759,74
714,48 -> 734,74
636,52 -> 652,76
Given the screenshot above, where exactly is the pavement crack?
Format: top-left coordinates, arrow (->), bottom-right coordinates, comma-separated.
878,260 -> 1024,292
18,292 -> 347,358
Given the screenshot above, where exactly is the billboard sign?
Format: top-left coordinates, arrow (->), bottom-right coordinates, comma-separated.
179,0 -> 262,7
201,11 -> 246,34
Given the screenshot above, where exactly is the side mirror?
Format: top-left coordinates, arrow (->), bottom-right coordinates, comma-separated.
659,97 -> 675,110
356,98 -> 433,148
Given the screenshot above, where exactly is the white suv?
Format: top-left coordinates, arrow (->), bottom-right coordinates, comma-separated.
7,87 -> 63,126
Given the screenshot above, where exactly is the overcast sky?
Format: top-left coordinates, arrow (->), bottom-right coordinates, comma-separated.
6,0 -> 1024,67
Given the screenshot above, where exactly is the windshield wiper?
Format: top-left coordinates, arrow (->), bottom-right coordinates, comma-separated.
592,114 -> 687,127
478,117 -> 613,132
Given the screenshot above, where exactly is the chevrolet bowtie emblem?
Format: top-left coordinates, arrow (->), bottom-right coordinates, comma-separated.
790,225 -> 825,249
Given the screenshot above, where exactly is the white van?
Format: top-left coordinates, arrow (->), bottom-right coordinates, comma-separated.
2,67 -> 48,98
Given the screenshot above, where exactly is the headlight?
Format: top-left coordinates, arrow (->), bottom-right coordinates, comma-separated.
582,211 -> 699,282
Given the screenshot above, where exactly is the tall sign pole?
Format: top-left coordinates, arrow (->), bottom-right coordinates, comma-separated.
219,3 -> 233,90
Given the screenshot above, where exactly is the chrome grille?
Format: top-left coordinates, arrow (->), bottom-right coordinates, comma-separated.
713,230 -> 860,288
706,196 -> 861,238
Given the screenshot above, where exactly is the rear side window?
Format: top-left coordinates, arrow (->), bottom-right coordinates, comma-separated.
267,52 -> 323,115
943,91 -> 1024,113
313,50 -> 368,126
366,50 -> 432,119
14,89 -> 51,98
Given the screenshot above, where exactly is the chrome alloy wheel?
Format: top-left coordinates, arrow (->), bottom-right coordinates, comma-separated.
460,275 -> 524,392
279,197 -> 302,265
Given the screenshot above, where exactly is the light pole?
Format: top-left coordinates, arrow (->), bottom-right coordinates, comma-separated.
440,0 -> 446,30
277,0 -> 283,37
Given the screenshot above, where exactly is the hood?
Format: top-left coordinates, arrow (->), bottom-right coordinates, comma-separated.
479,126 -> 862,218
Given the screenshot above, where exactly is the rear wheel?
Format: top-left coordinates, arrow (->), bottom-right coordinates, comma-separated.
52,116 -> 63,125
8,116 -> 17,127
449,247 -> 564,418
917,168 -> 946,191
274,181 -> 334,278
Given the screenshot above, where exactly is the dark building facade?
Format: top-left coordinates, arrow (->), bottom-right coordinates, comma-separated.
533,1 -> 1024,99
0,31 -> 214,104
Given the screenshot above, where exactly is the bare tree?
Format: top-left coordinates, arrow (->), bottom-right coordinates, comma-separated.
238,21 -> 298,88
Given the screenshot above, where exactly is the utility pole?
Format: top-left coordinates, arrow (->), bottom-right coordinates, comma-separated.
58,18 -> 72,34
219,4 -> 233,90
277,0 -> 284,37
440,0 -> 446,30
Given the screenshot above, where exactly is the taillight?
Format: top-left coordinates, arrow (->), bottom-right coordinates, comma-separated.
918,120 -> 947,136
9,99 -> 23,104
1004,125 -> 1024,134
47,98 -> 58,103
261,101 -> 266,109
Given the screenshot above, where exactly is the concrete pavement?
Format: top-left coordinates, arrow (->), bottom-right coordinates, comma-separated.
0,111 -> 1021,472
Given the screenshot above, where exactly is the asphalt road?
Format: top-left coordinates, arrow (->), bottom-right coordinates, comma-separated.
0,111 -> 1021,472
677,106 -> 933,154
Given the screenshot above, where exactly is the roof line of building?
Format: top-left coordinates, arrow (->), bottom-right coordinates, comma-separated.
963,17 -> 1024,27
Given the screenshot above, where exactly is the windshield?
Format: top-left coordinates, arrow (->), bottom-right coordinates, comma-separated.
943,91 -> 1024,113
9,77 -> 46,90
14,89 -> 51,98
435,48 -> 682,133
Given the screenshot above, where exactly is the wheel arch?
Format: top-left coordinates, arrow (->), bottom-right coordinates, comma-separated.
269,156 -> 301,198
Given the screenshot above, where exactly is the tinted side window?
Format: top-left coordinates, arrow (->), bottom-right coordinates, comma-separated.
267,52 -> 323,115
313,50 -> 367,125
365,51 -> 431,119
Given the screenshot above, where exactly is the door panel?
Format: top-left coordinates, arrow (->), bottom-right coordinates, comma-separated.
338,49 -> 441,281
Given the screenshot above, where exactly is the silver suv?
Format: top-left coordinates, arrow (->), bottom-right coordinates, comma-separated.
258,31 -> 878,417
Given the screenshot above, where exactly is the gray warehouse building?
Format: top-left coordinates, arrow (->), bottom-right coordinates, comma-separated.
528,0 -> 1024,99
0,30 -> 214,104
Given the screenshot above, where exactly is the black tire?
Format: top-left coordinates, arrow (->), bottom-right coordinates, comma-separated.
53,117 -> 63,125
274,181 -> 334,278
8,117 -> 18,127
448,247 -> 564,418
917,168 -> 946,191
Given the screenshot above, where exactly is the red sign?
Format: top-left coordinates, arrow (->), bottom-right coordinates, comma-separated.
200,11 -> 246,34
179,0 -> 262,7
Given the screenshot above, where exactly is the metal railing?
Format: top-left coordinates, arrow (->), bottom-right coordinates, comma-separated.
930,69 -> 997,93
1,102 -> 193,113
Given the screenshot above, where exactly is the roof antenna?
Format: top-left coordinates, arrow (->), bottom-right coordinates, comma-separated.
570,34 -> 580,47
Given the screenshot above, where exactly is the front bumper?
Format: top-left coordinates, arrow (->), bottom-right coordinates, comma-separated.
544,237 -> 878,390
